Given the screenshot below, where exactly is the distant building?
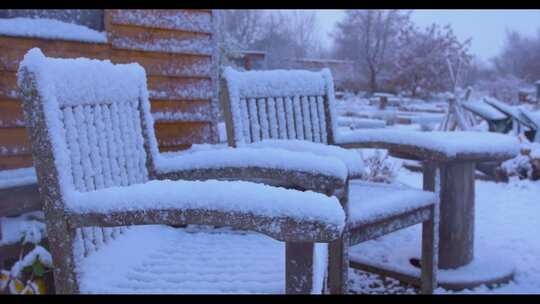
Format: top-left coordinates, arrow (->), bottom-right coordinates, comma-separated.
228,50 -> 267,70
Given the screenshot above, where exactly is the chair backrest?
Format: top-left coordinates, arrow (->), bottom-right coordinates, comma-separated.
221,67 -> 339,147
18,48 -> 162,257
18,48 -> 160,198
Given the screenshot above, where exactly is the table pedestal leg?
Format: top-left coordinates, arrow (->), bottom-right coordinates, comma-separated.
423,161 -> 474,269
349,160 -> 514,291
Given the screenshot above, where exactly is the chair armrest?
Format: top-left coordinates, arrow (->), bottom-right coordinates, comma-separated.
64,179 -> 346,243
153,147 -> 348,194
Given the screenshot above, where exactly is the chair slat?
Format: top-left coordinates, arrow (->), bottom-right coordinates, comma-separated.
317,96 -> 328,144
257,98 -> 270,140
117,101 -> 137,185
74,105 -> 95,191
102,104 -> 123,187
267,97 -> 279,138
275,97 -> 287,139
301,96 -> 313,141
94,105 -> 114,188
85,106 -> 105,190
239,98 -> 252,143
284,97 -> 296,140
110,102 -> 130,186
130,100 -> 148,182
293,97 -> 305,140
63,107 -> 85,191
247,98 -> 261,142
309,96 -> 321,143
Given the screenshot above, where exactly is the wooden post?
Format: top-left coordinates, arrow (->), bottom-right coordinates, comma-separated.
423,161 -> 475,269
421,204 -> 438,294
536,81 -> 540,104
286,242 -> 315,294
327,183 -> 349,294
379,96 -> 388,110
327,232 -> 349,294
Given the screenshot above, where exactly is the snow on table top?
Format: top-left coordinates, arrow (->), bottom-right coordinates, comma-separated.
65,179 -> 345,228
336,129 -> 520,159
0,167 -> 37,189
157,145 -> 348,181
0,17 -> 107,43
348,181 -> 434,226
243,139 -> 364,178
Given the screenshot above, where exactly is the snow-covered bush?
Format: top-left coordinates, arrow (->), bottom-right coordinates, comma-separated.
499,139 -> 540,181
0,212 -> 52,294
361,150 -> 402,184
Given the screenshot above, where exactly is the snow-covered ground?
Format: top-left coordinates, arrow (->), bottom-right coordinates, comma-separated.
349,169 -> 540,294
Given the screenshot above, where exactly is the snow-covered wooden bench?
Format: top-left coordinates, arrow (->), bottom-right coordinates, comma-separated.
220,67 -> 439,294
17,48 -> 347,294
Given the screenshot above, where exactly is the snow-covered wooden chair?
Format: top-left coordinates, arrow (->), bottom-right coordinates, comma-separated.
221,68 -> 438,294
17,48 -> 347,294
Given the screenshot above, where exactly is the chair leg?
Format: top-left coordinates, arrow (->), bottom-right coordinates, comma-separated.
285,242 -> 314,294
48,225 -> 80,294
421,207 -> 438,294
327,232 -> 349,294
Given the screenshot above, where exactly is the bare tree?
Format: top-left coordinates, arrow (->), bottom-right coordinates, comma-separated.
332,10 -> 411,94
390,23 -> 472,98
250,10 -> 322,68
219,10 -> 266,48
492,29 -> 540,83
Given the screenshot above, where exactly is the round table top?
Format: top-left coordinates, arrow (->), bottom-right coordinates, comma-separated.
336,130 -> 520,163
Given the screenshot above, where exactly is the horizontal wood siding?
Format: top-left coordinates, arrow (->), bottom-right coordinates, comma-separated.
0,9 -> 219,171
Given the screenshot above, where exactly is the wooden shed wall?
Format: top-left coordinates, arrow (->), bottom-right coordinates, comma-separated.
0,9 -> 219,170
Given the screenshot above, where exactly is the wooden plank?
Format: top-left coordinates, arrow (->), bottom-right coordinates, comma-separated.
151,99 -> 212,122
0,154 -> 33,170
154,121 -> 213,147
286,242 -> 314,294
0,98 -> 214,126
0,184 -> 41,217
0,71 -> 213,101
0,99 -> 24,127
109,24 -> 213,55
147,75 -> 213,101
0,128 -> 31,156
158,144 -> 193,153
0,71 -> 18,99
111,50 -> 213,77
0,36 -> 109,72
109,9 -> 213,34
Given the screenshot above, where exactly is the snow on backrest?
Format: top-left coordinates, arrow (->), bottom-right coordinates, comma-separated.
18,48 -> 157,194
223,68 -> 339,146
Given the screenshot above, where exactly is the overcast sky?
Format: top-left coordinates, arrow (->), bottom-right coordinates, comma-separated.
315,9 -> 540,63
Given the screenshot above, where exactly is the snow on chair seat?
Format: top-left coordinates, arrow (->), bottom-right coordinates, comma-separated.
77,225 -> 327,294
245,139 -> 365,178
348,181 -> 435,227
18,48 -> 346,294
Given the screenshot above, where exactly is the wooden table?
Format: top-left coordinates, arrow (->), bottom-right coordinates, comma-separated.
338,130 -> 520,289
